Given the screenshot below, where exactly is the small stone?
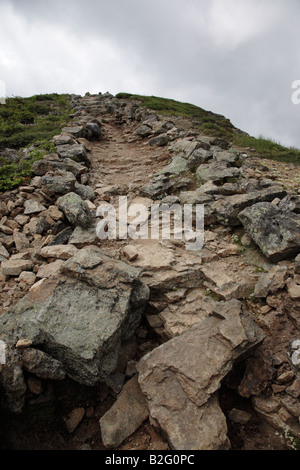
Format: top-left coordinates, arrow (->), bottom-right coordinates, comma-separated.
63,408 -> 85,433
228,408 -> 252,425
47,205 -> 64,222
29,278 -> 48,292
0,243 -> 9,261
287,281 -> 300,300
18,271 -> 36,285
6,219 -> 21,230
266,295 -> 281,309
125,360 -> 137,378
1,259 -> 33,276
260,305 -> 272,315
24,199 -> 46,215
105,373 -> 125,394
40,244 -> 78,260
57,192 -> 92,227
277,370 -> 295,384
13,231 -> 30,251
271,198 -> 281,205
0,224 -> 13,235
254,266 -> 288,298
241,234 -> 252,247
27,375 -> 43,395
85,200 -> 96,210
16,339 -> 33,349
272,384 -> 286,394
286,379 -> 300,398
122,245 -> 139,261
146,315 -> 164,329
14,214 -> 30,226
23,218 -> 39,235
22,348 -> 65,380
11,252 -> 30,260
252,396 -> 281,414
36,260 -> 64,279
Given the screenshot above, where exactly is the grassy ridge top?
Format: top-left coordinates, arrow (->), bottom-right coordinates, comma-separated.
117,92 -> 300,165
116,92 -> 236,141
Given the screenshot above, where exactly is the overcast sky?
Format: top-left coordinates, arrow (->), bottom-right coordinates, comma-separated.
1,0 -> 300,148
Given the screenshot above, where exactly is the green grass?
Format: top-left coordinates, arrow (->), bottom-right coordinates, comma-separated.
0,141 -> 56,192
117,92 -> 300,165
0,93 -> 73,191
233,134 -> 300,165
116,92 -> 235,140
0,93 -> 72,150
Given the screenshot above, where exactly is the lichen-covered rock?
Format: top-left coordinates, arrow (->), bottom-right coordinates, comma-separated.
41,170 -> 77,195
238,202 -> 300,261
0,246 -> 149,387
57,192 -> 92,227
33,155 -> 86,178
210,186 -> 287,226
158,156 -> 188,176
196,161 -> 240,184
140,174 -> 174,198
56,144 -> 88,163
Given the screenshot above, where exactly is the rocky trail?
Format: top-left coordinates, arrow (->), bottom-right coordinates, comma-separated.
0,92 -> 300,450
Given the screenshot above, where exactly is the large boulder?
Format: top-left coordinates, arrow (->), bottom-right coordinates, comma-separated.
57,192 -> 92,227
196,161 -> 241,184
33,155 -> 86,178
137,299 -> 265,450
0,247 -> 149,388
41,170 -> 77,195
210,186 -> 287,226
169,139 -> 200,158
158,156 -> 188,176
56,144 -> 88,163
140,174 -> 174,198
61,126 -> 87,139
238,202 -> 300,261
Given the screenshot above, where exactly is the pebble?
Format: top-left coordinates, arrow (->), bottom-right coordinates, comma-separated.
27,376 -> 43,395
228,408 -> 252,425
18,271 -> 36,285
277,370 -> 295,384
63,408 -> 85,433
16,339 -> 33,349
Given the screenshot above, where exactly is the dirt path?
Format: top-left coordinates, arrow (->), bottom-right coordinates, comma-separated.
89,120 -> 168,196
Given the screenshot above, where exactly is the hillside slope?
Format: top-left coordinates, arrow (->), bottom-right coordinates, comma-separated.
0,92 -> 300,451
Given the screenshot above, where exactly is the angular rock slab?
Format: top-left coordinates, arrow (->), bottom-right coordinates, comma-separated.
0,247 -> 149,386
238,202 -> 300,262
210,186 -> 287,226
100,375 -> 149,448
137,300 -> 265,450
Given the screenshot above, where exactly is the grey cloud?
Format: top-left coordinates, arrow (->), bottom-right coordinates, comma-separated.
1,0 -> 300,147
